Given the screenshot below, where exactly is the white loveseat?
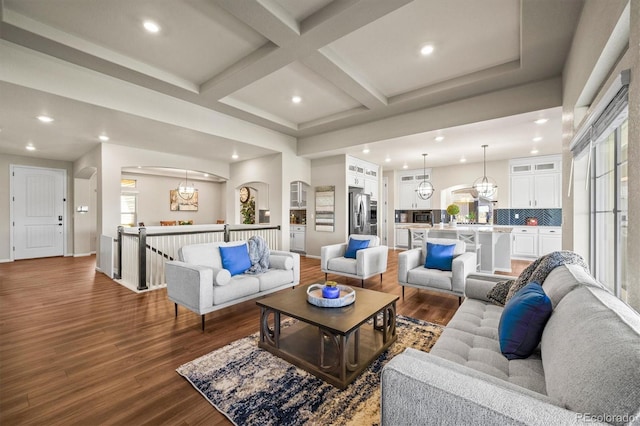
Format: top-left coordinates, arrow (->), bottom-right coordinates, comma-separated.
165,241 -> 300,330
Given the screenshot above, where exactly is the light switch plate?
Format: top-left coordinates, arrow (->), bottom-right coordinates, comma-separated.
515,213 -> 519,219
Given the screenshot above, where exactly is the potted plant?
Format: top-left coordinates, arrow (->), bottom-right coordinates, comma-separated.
446,204 -> 460,226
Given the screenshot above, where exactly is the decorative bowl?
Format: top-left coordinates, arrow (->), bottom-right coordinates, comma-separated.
307,284 -> 355,308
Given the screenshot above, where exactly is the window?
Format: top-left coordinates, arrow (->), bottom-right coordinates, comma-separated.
120,179 -> 137,227
591,118 -> 628,300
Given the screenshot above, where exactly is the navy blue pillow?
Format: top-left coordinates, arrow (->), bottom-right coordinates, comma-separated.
344,238 -> 370,258
424,242 -> 456,271
219,244 -> 252,276
498,282 -> 552,360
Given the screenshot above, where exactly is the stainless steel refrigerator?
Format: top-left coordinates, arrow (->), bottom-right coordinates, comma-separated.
349,188 -> 371,235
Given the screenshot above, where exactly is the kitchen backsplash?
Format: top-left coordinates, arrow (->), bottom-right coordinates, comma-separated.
494,208 -> 562,226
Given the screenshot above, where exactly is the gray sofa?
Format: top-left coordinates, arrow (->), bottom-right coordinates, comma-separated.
165,241 -> 300,330
382,263 -> 640,425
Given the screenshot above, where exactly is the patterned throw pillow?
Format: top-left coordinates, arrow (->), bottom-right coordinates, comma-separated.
487,280 -> 515,306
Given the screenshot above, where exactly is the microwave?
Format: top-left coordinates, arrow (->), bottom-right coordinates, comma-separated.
413,211 -> 433,224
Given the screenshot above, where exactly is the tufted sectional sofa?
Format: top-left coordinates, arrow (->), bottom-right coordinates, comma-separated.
382,263 -> 640,425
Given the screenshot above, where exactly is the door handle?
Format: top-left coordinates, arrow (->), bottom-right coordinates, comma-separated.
58,215 -> 63,220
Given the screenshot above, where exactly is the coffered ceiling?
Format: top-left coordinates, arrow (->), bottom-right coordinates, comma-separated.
0,0 -> 584,169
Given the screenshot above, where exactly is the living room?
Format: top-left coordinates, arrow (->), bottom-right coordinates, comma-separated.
1,0 -> 639,424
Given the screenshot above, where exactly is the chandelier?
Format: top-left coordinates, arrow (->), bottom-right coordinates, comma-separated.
416,153 -> 434,200
177,170 -> 196,200
473,145 -> 497,198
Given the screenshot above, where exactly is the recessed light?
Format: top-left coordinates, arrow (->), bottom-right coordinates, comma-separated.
231,153 -> 239,160
143,20 -> 160,33
98,135 -> 109,142
420,44 -> 434,56
25,144 -> 36,151
534,118 -> 548,124
291,96 -> 302,104
203,173 -> 209,177
460,158 -> 466,163
434,136 -> 444,142
533,137 -> 542,142
37,115 -> 54,123
362,148 -> 370,154
385,157 -> 391,163
531,149 -> 539,154
402,164 -> 408,169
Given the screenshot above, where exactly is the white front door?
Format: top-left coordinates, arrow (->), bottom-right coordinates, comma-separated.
12,165 -> 66,259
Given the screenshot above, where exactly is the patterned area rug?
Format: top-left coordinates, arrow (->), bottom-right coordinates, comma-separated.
176,315 -> 443,426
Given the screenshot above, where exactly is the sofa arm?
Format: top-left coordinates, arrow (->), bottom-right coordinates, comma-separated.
465,273 -> 516,302
451,251 -> 477,294
321,243 -> 347,270
397,248 -> 421,283
356,245 -> 388,277
271,250 -> 300,285
165,261 -> 214,314
382,349 -> 590,426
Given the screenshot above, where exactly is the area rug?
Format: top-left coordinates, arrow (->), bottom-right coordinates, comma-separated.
176,315 -> 443,426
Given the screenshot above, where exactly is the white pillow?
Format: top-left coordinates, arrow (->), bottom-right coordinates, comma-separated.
270,255 -> 293,270
212,268 -> 232,286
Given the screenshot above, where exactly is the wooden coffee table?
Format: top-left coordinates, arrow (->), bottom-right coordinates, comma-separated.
256,283 -> 398,389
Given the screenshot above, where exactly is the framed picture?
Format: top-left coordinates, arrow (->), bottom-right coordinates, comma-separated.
170,189 -> 198,211
315,185 -> 335,232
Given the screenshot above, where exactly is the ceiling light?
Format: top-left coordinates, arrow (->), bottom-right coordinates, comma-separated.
231,153 -> 239,160
416,154 -> 434,200
203,173 -> 209,177
99,135 -> 109,142
176,170 -> 196,200
143,20 -> 160,33
37,115 -> 54,123
530,148 -> 539,154
385,157 -> 391,163
460,158 -> 467,163
534,118 -> 548,124
420,44 -> 434,56
25,144 -> 36,151
533,136 -> 542,142
291,96 -> 302,104
434,135 -> 444,142
473,145 -> 497,198
362,148 -> 370,154
402,164 -> 408,169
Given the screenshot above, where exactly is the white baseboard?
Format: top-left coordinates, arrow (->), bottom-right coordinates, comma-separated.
305,254 -> 320,260
74,252 -> 94,257
0,258 -> 13,263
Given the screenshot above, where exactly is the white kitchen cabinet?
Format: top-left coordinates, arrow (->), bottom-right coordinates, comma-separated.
395,227 -> 409,248
348,156 -> 379,192
290,181 -> 307,208
290,225 -> 305,252
538,228 -> 562,255
509,155 -> 561,208
511,227 -> 562,259
364,167 -> 379,200
512,227 -> 538,258
398,170 -> 432,209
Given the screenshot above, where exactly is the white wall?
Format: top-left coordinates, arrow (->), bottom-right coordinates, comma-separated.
122,173 -> 225,226
73,173 -> 97,256
307,156 -> 347,257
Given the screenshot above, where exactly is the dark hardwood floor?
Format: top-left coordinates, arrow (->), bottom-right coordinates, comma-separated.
0,251 -> 526,425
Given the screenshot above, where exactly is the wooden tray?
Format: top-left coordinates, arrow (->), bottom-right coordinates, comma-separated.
306,284 -> 356,308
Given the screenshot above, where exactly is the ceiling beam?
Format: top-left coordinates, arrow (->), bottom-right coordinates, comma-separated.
201,0 -> 411,100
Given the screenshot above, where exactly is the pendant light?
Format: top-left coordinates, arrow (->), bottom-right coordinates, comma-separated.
473,145 -> 497,198
177,170 -> 196,200
416,153 -> 434,200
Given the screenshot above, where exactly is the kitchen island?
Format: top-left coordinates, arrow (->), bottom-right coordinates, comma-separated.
397,224 -> 513,274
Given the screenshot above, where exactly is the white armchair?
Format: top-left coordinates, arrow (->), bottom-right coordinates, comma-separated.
397,237 -> 477,303
321,235 -> 388,287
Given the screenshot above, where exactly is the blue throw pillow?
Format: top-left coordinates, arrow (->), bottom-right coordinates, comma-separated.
498,282 -> 553,360
344,238 -> 370,258
424,242 -> 456,271
219,244 -> 252,276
